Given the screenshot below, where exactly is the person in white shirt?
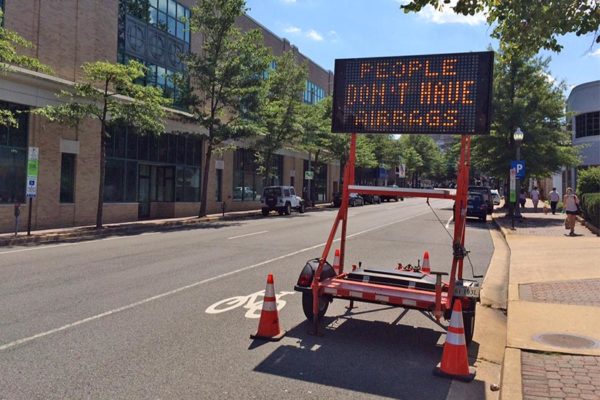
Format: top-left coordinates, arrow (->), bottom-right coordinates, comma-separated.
563,187 -> 580,236
530,186 -> 540,212
549,188 -> 560,215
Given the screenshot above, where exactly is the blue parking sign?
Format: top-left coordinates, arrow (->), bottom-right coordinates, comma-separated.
511,160 -> 525,179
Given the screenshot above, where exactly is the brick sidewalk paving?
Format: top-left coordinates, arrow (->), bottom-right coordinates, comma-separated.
520,279 -> 600,307
522,352 -> 600,400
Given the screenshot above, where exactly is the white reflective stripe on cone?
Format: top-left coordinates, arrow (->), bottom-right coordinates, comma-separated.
449,308 -> 464,328
265,283 -> 275,298
262,301 -> 277,312
446,332 -> 466,346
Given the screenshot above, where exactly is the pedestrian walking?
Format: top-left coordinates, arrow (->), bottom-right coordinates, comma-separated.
530,186 -> 540,212
549,187 -> 560,215
563,187 -> 580,236
519,189 -> 527,211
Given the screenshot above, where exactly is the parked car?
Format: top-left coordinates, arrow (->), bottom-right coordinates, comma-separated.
349,193 -> 364,207
491,189 -> 501,205
468,186 -> 493,214
380,184 -> 404,202
261,186 -> 305,216
362,194 -> 381,204
466,192 -> 488,221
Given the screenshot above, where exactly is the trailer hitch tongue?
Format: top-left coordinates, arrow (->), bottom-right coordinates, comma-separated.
431,271 -> 449,320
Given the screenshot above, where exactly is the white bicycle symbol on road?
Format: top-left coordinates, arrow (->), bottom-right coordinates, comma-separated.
205,290 -> 296,319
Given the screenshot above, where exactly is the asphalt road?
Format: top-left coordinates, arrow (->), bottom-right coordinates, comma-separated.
0,198 -> 494,399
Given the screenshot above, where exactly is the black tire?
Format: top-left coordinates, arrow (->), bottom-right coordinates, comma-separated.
261,208 -> 269,217
302,292 -> 329,321
298,202 -> 305,213
463,308 -> 476,346
284,203 -> 291,215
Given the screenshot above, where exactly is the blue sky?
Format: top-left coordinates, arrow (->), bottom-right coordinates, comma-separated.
245,0 -> 600,94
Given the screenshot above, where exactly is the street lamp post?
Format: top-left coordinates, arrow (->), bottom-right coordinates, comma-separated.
513,128 -> 524,225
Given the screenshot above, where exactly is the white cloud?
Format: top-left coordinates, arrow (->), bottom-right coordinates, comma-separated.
417,4 -> 486,26
284,25 -> 301,34
588,48 -> 600,57
281,0 -> 296,3
306,29 -> 324,42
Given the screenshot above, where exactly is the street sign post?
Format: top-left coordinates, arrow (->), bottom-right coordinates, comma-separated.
511,160 -> 525,179
396,164 -> 406,178
26,147 -> 39,236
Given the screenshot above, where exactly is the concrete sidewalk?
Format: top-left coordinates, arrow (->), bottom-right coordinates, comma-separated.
0,204 -> 332,247
495,200 -> 600,400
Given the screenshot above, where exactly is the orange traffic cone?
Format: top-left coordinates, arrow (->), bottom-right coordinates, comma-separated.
333,249 -> 341,274
433,300 -> 476,382
250,274 -> 286,341
422,251 -> 431,274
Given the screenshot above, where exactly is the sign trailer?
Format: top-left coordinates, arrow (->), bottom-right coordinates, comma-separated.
295,52 -> 494,361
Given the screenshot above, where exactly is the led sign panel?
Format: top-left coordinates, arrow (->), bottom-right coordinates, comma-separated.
332,51 -> 493,135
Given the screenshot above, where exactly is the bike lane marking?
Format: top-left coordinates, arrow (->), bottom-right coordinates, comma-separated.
205,290 -> 296,318
227,231 -> 268,240
0,209 -> 435,351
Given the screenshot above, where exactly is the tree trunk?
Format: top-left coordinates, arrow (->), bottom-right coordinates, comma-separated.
199,140 -> 213,218
96,128 -> 106,229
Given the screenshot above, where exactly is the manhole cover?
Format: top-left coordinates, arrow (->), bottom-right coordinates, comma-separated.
533,333 -> 600,349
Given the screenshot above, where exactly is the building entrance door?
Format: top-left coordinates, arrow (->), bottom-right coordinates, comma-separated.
138,164 -> 151,219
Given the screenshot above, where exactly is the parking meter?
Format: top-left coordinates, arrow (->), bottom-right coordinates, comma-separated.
14,203 -> 20,236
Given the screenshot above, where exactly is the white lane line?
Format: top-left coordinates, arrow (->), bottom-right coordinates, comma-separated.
445,215 -> 453,229
0,211 -> 430,351
227,231 -> 268,240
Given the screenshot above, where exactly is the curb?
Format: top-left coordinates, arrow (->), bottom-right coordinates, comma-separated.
490,214 -> 521,399
0,205 -> 331,247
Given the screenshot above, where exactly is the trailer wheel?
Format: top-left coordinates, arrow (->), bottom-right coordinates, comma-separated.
302,292 -> 329,321
463,308 -> 475,346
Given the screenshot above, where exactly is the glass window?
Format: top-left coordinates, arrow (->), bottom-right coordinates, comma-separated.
104,159 -> 125,202
125,161 -> 137,202
575,112 -> 600,138
167,0 -> 177,17
216,169 -> 223,202
0,102 -> 29,204
158,0 -> 167,12
184,167 -> 200,201
60,153 -> 76,203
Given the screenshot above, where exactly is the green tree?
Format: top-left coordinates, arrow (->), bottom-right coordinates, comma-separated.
183,0 -> 271,217
254,51 -> 308,183
470,49 -> 579,184
399,134 -> 444,185
36,61 -> 170,228
0,10 -> 50,126
400,0 -> 600,54
577,167 -> 600,196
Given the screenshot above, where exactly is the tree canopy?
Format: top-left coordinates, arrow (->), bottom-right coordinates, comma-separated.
184,0 -> 271,217
0,10 -> 50,126
400,0 -> 600,54
470,49 -> 580,182
36,61 -> 170,228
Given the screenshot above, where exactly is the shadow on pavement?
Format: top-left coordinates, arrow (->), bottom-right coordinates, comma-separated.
252,316 -> 486,399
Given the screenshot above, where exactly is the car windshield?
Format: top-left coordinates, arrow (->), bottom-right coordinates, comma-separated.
263,187 -> 281,197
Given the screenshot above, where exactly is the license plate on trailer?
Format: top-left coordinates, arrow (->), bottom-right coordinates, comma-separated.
454,286 -> 480,298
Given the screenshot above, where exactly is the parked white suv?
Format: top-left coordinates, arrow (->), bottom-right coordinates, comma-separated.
261,186 -> 305,216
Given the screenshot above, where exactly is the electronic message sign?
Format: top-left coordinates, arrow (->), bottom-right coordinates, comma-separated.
332,51 -> 493,135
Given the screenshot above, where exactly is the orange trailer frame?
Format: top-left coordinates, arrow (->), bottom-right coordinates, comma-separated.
308,133 -> 475,335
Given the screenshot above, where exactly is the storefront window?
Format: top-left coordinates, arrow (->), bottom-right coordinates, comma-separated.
0,102 -> 29,204
105,125 -> 201,202
303,160 -> 328,203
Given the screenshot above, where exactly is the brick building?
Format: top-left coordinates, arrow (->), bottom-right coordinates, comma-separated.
0,0 -> 338,233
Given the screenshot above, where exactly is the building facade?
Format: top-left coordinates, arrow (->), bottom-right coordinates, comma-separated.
0,0 -> 338,233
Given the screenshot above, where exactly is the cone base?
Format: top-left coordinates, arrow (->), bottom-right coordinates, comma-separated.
250,330 -> 286,342
433,363 -> 476,382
